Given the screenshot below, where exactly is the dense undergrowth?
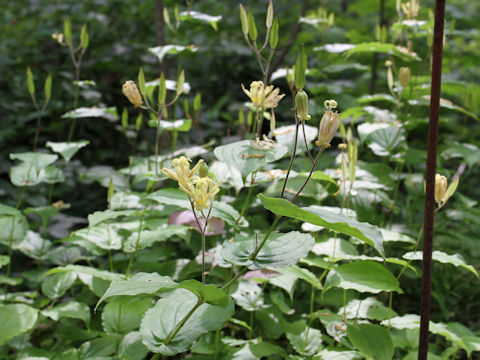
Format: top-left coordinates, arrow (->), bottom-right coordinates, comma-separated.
1,0 -> 480,359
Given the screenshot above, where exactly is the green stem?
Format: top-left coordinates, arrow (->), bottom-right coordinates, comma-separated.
236,186 -> 254,224
255,108 -> 263,139
126,213 -> 145,277
154,109 -> 164,177
301,119 -> 314,164
280,116 -> 300,198
163,299 -> 204,346
32,108 -> 44,152
214,329 -> 220,360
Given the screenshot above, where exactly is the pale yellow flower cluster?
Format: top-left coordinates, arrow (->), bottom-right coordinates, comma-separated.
241,81 -> 285,110
162,156 -> 220,211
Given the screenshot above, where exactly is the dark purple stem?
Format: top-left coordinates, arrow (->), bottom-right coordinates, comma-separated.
418,0 -> 446,359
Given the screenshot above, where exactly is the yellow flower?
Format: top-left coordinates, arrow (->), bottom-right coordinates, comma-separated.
402,0 -> 420,19
162,156 -> 219,211
162,156 -> 205,184
241,81 -> 285,110
122,80 -> 143,108
315,100 -> 341,148
434,174 -> 447,204
180,177 -> 220,211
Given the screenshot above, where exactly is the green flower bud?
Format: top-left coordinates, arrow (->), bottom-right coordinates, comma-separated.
199,163 -> 209,178
295,89 -> 311,121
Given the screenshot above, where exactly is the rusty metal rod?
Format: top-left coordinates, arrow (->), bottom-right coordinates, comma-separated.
418,0 -> 446,359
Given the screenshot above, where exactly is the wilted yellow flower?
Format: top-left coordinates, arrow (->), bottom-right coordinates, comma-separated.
399,67 -> 411,87
242,81 -> 285,110
315,100 -> 341,148
434,174 -> 447,204
162,156 -> 205,185
402,0 -> 420,19
122,80 -> 143,108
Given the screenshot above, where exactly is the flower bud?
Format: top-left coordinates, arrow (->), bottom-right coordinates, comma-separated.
399,67 -> 411,87
434,174 -> 447,204
199,163 -> 209,178
315,102 -> 341,148
122,81 -> 143,108
295,89 -> 311,121
338,143 -> 347,150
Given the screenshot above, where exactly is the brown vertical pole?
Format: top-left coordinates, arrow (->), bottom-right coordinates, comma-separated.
418,0 -> 446,359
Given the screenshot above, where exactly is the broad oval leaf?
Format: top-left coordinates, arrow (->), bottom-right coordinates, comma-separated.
178,279 -> 229,308
75,224 -> 122,250
347,323 -> 394,360
96,273 -> 177,309
403,250 -> 478,277
259,195 -> 385,256
102,297 -> 153,334
148,45 -> 197,62
213,140 -> 288,179
140,289 -> 234,355
324,261 -> 402,294
221,231 -> 314,270
0,304 -> 38,345
62,107 -> 118,121
46,140 -> 89,162
41,301 -> 90,327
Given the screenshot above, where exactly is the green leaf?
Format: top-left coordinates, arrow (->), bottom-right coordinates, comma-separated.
213,140 -> 288,179
403,251 -> 478,277
231,280 -> 265,311
44,74 -> 52,101
148,188 -> 242,229
316,349 -> 361,360
179,279 -> 229,308
75,223 -> 122,250
178,11 -> 222,30
382,314 -> 467,350
10,162 -> 64,187
46,140 -> 89,162
87,209 -> 135,227
118,332 -> 150,360
286,320 -> 322,356
26,67 -> 35,95
10,152 -> 58,172
0,214 -> 28,247
62,107 -> 119,121
0,304 -> 38,345
41,271 -> 77,299
41,301 -> 90,327
45,264 -> 124,281
0,256 -> 9,269
102,297 -> 153,334
123,225 -> 189,253
364,125 -> 406,156
148,119 -> 192,132
78,336 -> 117,359
221,231 -> 314,270
339,297 -> 396,321
345,42 -> 421,61
274,265 -> 321,288
324,261 -> 402,294
232,341 -> 288,359
247,9 -> 257,41
96,273 -> 177,309
259,195 -> 385,256
140,289 -> 234,355
347,323 -> 394,360
148,45 -> 197,62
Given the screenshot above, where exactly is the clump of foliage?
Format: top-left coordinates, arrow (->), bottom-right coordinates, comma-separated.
0,0 -> 479,359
